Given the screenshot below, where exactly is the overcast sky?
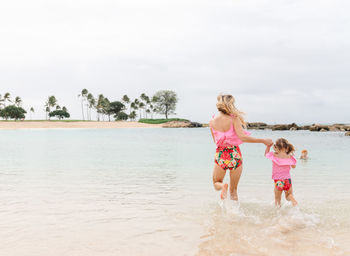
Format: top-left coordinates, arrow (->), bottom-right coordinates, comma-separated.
1,0 -> 349,123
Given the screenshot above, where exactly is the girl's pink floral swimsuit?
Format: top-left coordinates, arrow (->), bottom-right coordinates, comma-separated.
266,152 -> 297,191
211,115 -> 250,171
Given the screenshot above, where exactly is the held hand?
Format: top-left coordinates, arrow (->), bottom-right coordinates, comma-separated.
263,139 -> 273,147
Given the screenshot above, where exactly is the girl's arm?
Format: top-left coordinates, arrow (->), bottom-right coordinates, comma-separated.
291,165 -> 296,168
265,145 -> 271,156
233,117 -> 273,146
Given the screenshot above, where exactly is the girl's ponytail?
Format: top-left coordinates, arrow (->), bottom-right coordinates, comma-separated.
274,138 -> 295,155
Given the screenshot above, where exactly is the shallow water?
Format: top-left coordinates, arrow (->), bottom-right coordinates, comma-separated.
0,128 -> 349,256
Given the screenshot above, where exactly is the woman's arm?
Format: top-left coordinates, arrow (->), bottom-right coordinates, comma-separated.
209,121 -> 216,143
233,117 -> 273,146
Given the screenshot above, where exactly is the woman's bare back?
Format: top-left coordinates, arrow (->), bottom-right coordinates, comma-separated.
210,113 -> 234,133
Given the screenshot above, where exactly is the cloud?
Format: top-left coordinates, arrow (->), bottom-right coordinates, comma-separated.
0,0 -> 349,123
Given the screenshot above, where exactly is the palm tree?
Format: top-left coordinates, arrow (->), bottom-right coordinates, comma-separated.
14,96 -> 22,107
140,93 -> 151,117
87,93 -> 96,121
46,96 -> 57,120
129,111 -> 137,121
131,101 -> 138,120
138,102 -> 145,119
103,98 -> 111,121
96,94 -> 105,121
30,107 -> 34,120
3,92 -> 11,107
122,95 -> 130,115
78,89 -> 88,121
45,106 -> 50,120
86,93 -> 96,120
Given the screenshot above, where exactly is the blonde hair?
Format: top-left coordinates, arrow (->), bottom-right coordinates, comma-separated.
216,94 -> 246,127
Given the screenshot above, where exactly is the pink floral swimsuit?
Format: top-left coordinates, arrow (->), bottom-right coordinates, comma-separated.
211,115 -> 250,171
265,152 -> 297,191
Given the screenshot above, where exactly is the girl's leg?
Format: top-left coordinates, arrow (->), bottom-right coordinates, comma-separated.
274,187 -> 282,207
213,164 -> 228,199
285,186 -> 298,206
229,164 -> 243,201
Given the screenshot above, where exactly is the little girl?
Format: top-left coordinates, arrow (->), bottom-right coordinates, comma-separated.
265,138 -> 298,206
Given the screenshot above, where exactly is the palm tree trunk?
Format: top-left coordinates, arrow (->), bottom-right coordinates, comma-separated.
81,100 -> 85,121
86,104 -> 89,121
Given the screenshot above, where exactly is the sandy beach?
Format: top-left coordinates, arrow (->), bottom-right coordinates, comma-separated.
0,121 -> 162,129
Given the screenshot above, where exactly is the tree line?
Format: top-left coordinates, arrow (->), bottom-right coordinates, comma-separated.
78,89 -> 178,121
0,90 -> 178,121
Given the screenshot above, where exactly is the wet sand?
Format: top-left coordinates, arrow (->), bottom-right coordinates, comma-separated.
0,121 -> 162,129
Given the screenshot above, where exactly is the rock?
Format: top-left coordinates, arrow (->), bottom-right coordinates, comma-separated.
300,125 -> 311,130
189,122 -> 203,128
329,126 -> 340,132
272,124 -> 289,131
247,122 -> 268,129
162,121 -> 191,128
290,127 -> 297,131
272,123 -> 300,131
345,131 -> 350,136
162,121 -> 203,128
309,125 -> 329,132
320,128 -> 327,132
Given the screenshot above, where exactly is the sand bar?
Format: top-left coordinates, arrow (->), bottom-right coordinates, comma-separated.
0,121 -> 162,129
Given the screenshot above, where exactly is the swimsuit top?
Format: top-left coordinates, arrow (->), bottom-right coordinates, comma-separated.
265,152 -> 297,180
211,114 -> 251,147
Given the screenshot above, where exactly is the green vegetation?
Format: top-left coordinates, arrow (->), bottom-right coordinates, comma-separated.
44,96 -> 70,120
0,89 -> 179,121
49,109 -> 70,120
0,105 -> 27,120
139,118 -> 189,124
152,90 -> 178,119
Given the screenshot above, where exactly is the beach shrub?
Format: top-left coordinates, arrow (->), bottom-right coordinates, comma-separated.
0,105 -> 27,120
139,118 -> 189,124
152,90 -> 178,119
49,109 -> 70,120
115,112 -> 128,121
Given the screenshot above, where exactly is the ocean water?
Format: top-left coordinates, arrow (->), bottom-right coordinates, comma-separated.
0,128 -> 349,256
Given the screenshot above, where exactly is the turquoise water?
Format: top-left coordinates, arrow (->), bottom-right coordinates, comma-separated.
0,128 -> 349,255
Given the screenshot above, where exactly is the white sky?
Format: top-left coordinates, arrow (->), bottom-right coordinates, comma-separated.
1,0 -> 349,123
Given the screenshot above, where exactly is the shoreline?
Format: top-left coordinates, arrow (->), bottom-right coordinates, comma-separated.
0,121 -> 162,129
0,121 -> 349,133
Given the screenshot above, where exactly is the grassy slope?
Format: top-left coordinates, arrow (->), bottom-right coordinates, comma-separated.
138,118 -> 189,124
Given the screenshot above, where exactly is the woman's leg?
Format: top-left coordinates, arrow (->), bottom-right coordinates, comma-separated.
274,187 -> 282,206
285,186 -> 298,206
229,164 -> 243,201
213,164 -> 228,199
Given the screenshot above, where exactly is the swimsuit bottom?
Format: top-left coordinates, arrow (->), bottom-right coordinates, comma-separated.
274,179 -> 292,191
214,146 -> 242,171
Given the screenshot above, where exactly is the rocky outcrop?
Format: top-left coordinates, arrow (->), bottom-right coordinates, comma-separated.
272,123 -> 300,131
309,124 -> 330,132
345,131 -> 350,136
245,122 -> 350,132
247,122 -> 269,130
162,121 -> 203,128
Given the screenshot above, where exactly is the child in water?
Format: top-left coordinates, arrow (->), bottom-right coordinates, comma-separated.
300,149 -> 308,160
265,138 -> 298,206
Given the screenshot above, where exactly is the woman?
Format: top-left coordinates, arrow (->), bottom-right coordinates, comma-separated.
210,94 -> 273,200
